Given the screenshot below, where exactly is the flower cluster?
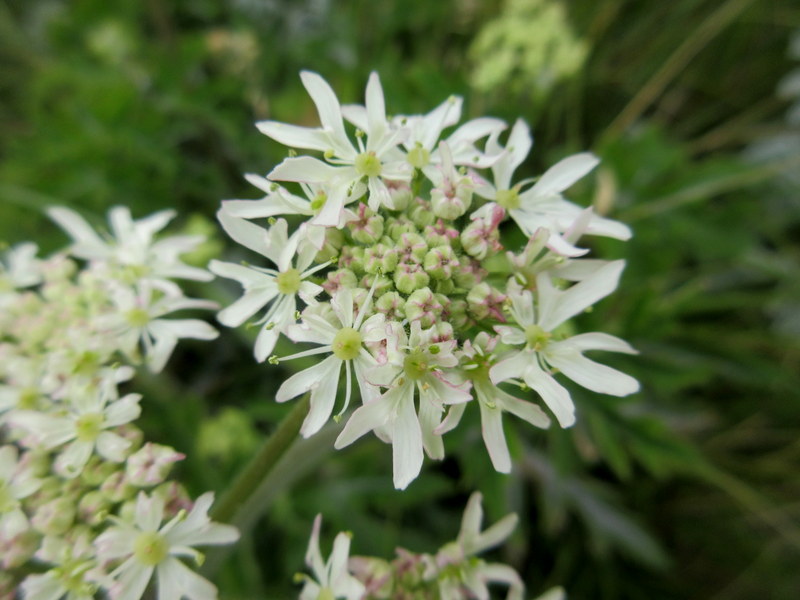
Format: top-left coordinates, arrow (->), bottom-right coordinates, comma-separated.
0,210 -> 237,599
214,71 -> 638,489
298,492 -> 563,600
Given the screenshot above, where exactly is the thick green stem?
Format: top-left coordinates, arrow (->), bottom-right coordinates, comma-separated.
211,394 -> 310,524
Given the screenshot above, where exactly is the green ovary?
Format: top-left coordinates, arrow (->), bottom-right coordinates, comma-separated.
496,188 -> 520,210
276,268 -> 302,295
75,412 -> 104,442
524,324 -> 551,350
332,327 -> 362,360
125,308 -> 150,328
403,351 -> 429,380
407,145 -> 430,169
355,151 -> 382,177
133,531 -> 169,565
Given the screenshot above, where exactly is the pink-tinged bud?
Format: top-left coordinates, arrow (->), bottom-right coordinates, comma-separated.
338,245 -> 365,273
315,227 -> 345,263
397,232 -> 428,264
375,291 -> 406,321
32,497 -> 75,535
409,198 -> 436,229
461,204 -> 505,260
423,245 -> 459,280
387,216 -> 418,239
322,268 -> 358,295
348,204 -> 385,245
100,471 -> 135,503
364,243 -> 399,274
0,529 -> 39,569
359,274 -> 393,297
467,283 -> 508,322
385,179 -> 413,211
80,457 -> 119,487
404,288 -> 443,328
423,219 -> 461,248
78,490 -> 112,526
427,321 -> 455,344
453,256 -> 487,289
154,481 -> 193,518
431,174 -> 473,219
394,263 -> 430,295
126,443 -> 185,487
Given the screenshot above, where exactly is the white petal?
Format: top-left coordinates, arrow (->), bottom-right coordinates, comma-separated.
269,156 -> 344,183
563,332 -> 638,354
471,512 -> 518,554
489,351 -> 531,384
335,393 -> 394,449
218,287 -> 279,328
300,71 -> 353,157
157,557 -> 218,600
545,350 -> 639,397
301,357 -> 343,437
47,206 -> 107,259
96,431 -> 131,462
217,210 -> 273,260
478,397 -> 511,473
365,71 -> 386,138
276,354 -> 338,403
522,362 -> 575,428
104,393 -> 143,427
418,395 -> 444,460
530,152 -> 599,197
255,121 -> 331,152
54,440 -> 94,478
112,560 -> 154,600
392,388 -> 424,489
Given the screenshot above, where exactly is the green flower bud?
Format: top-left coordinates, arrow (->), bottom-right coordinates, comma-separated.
467,282 -> 507,321
409,199 -> 436,229
446,299 -> 470,330
1,529 -> 39,569
323,268 -> 358,295
375,291 -> 406,320
81,457 -> 120,487
100,471 -> 136,503
397,232 -> 428,264
404,287 -> 443,328
315,228 -> 345,263
349,205 -> 385,245
453,255 -> 486,288
364,243 -> 399,274
78,490 -> 112,526
32,497 -> 76,535
431,177 -> 473,220
386,181 -> 413,211
423,245 -> 458,280
434,278 -> 456,295
394,263 -> 430,295
387,216 -> 418,239
360,273 -> 393,297
339,245 -> 365,274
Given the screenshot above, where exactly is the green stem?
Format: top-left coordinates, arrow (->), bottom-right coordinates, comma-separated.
211,394 -> 310,524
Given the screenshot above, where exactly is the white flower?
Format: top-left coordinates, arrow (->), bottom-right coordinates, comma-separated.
431,492 -> 524,600
335,322 -> 471,489
449,332 -> 550,473
262,71 -> 412,222
11,392 -> 142,478
0,242 -> 42,297
95,492 -> 239,600
490,263 -> 639,427
298,515 -> 365,600
476,119 -> 631,246
276,286 -> 386,438
210,213 -> 325,362
100,282 -> 218,373
47,206 -> 213,284
0,445 -> 42,536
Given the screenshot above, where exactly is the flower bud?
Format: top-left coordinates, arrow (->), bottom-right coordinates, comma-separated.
0,529 -> 39,569
453,256 -> 487,289
394,263 -> 430,295
397,232 -> 428,264
364,243 -> 399,274
315,227 -> 345,263
409,199 -> 436,229
32,497 -> 76,535
434,278 -> 455,295
126,443 -> 185,487
387,216 -> 417,240
431,174 -> 473,220
349,204 -> 385,245
423,245 -> 458,280
467,283 -> 507,321
461,203 -> 505,259
386,180 -> 413,211
78,490 -> 112,526
423,220 -> 460,248
154,481 -> 193,518
81,457 -> 120,487
322,269 -> 358,295
338,245 -> 365,274
375,291 -> 406,320
359,274 -> 393,297
404,288 -> 443,328
100,471 -> 135,503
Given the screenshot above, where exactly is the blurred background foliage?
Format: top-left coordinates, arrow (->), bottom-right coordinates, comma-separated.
2,0 -> 800,598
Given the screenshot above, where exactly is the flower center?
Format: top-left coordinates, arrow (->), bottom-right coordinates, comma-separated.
524,324 -> 551,351
310,191 -> 327,212
133,531 -> 169,566
407,144 -> 430,169
126,308 -> 150,328
75,412 -> 104,442
18,387 -> 39,410
496,188 -> 520,211
403,350 -> 429,380
332,327 -> 362,361
355,151 -> 382,177
276,268 -> 302,295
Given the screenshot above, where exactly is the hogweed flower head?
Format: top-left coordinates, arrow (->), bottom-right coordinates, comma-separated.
214,70 -> 638,489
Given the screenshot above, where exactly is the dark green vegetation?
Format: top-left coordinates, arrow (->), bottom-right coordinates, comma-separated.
2,0 -> 799,598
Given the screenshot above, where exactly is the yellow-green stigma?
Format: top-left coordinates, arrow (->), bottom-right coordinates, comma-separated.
310,191 -> 327,212
407,144 -> 430,169
496,188 -> 521,210
332,327 -> 362,360
403,350 -> 429,380
276,268 -> 302,295
126,308 -> 150,328
524,324 -> 551,351
355,151 -> 382,177
133,531 -> 169,566
75,412 -> 104,442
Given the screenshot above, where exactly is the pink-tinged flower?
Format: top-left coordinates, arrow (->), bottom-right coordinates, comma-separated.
261,71 -> 412,223
95,492 -> 238,600
276,285 -> 386,438
335,322 -> 471,489
298,515 -> 365,600
491,263 -> 639,427
210,213 -> 325,362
